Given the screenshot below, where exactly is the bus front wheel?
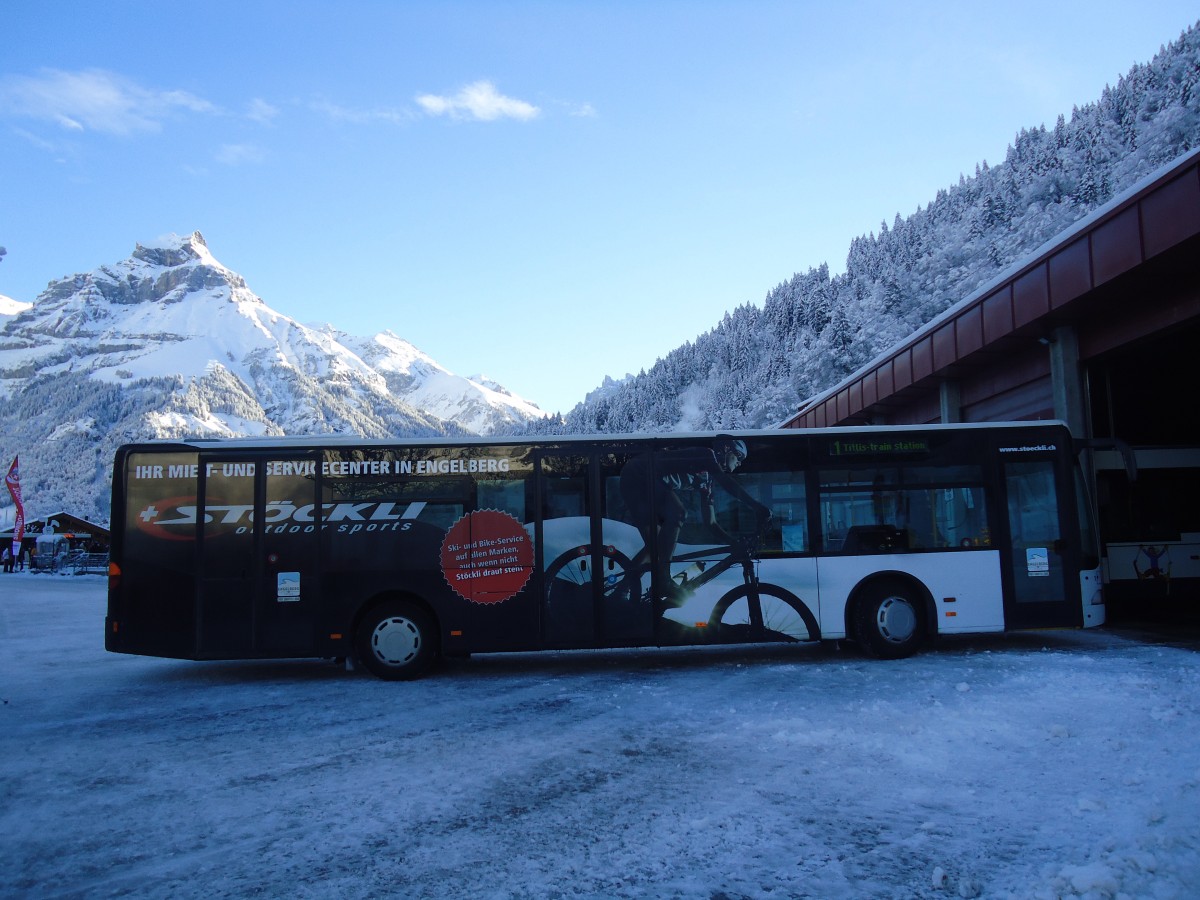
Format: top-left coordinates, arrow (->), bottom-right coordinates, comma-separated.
854,581 -> 925,660
355,600 -> 438,680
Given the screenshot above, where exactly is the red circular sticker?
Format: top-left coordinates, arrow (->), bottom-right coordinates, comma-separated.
440,510 -> 533,604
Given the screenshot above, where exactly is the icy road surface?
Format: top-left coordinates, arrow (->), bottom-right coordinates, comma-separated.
2,576 -> 1198,899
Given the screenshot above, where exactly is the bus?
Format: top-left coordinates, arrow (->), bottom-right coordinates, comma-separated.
105,422 -> 1104,679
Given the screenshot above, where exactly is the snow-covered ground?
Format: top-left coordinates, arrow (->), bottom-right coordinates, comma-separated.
2,576 -> 1197,899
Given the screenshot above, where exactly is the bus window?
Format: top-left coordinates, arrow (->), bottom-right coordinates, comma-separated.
716,439 -> 810,554
934,486 -> 991,548
478,479 -> 525,520
320,448 -> 470,571
819,465 -> 989,553
718,471 -> 808,553
540,455 -> 588,519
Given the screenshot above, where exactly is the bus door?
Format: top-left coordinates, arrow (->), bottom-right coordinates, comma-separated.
536,450 -> 652,646
197,453 -> 322,655
999,457 -> 1081,629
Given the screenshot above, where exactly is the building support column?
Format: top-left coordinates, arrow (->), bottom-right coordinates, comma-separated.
939,379 -> 962,423
1049,325 -> 1087,437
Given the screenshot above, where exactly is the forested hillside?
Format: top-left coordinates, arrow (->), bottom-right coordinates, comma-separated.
526,24 -> 1199,435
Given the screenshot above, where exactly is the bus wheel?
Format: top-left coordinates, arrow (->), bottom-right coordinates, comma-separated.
855,582 -> 925,659
355,601 -> 438,680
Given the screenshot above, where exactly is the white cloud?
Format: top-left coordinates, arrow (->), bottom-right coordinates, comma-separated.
245,98 -> 280,124
0,68 -> 217,135
416,81 -> 540,122
13,127 -> 61,153
215,143 -> 268,165
310,98 -> 413,125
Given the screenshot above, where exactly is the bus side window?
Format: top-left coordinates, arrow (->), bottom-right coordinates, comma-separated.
935,486 -> 991,548
732,470 -> 808,554
477,479 -> 526,521
765,473 -> 808,553
819,471 -> 882,553
820,466 -> 990,553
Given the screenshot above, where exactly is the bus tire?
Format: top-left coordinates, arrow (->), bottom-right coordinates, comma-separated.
854,580 -> 925,659
355,600 -> 438,680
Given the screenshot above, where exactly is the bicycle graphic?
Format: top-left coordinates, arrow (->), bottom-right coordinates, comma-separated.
543,529 -> 819,643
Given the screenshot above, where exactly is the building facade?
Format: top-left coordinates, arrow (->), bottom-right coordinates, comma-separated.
783,148 -> 1200,625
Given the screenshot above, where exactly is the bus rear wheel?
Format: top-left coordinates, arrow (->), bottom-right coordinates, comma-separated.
355,600 -> 438,680
854,581 -> 925,659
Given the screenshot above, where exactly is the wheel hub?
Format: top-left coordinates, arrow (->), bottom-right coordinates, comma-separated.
876,596 -> 917,644
371,616 -> 421,665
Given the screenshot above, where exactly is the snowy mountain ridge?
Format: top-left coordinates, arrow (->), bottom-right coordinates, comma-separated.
0,293 -> 31,318
330,327 -> 544,436
0,231 -> 546,523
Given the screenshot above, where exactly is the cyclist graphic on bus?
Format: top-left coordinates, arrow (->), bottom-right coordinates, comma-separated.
619,435 -> 772,604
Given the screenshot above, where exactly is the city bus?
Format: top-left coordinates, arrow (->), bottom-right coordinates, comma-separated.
105,422 -> 1104,679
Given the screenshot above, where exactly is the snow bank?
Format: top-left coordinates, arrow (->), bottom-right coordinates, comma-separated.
1,576 -> 1197,898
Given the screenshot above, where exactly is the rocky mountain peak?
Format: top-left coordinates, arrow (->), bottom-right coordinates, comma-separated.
62,230 -> 249,309
131,230 -> 211,268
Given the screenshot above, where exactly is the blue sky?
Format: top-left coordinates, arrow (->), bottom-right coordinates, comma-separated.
2,2 -> 1197,415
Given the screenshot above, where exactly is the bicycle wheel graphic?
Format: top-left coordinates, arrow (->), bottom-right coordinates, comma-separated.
707,584 -> 819,643
544,545 -> 642,641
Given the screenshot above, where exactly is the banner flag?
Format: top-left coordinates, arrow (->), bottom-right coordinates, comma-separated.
5,456 -> 24,558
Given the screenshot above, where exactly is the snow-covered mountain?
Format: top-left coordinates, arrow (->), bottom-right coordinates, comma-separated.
0,293 -> 31,319
332,328 -> 545,435
0,231 -> 546,522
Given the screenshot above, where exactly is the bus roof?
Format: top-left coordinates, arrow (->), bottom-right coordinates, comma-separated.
114,420 -> 1071,455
